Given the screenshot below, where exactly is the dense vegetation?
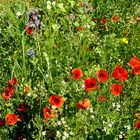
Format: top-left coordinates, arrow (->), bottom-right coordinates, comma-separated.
0,0 -> 140,139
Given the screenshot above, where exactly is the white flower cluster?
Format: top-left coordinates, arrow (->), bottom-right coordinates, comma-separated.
16,11 -> 22,18
89,107 -> 95,119
102,121 -> 114,134
41,131 -> 46,136
116,104 -> 121,111
108,122 -> 113,128
124,124 -> 131,130
119,131 -> 125,139
46,1 -> 56,10
112,102 -> 122,111
56,118 -> 74,139
61,80 -> 66,85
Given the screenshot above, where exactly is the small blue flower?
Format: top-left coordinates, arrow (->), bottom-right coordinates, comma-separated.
27,49 -> 35,57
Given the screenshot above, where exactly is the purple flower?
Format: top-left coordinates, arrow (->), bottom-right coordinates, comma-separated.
27,49 -> 35,57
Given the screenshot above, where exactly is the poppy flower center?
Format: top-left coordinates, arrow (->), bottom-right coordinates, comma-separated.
54,98 -> 60,104
118,68 -> 121,72
10,117 -> 14,121
75,73 -> 79,77
5,92 -> 11,96
47,109 -> 51,114
114,87 -> 118,91
90,83 -> 95,87
99,74 -> 104,78
135,68 -> 138,71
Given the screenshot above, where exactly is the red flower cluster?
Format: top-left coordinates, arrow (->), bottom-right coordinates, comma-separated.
15,103 -> 29,123
110,57 -> 140,96
129,56 -> 140,75
71,61 -> 138,97
100,15 -> 120,24
2,77 -> 17,100
43,95 -> 64,119
112,65 -> 128,82
71,68 -> 109,92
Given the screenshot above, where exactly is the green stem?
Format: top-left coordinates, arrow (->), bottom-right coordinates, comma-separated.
21,32 -> 26,77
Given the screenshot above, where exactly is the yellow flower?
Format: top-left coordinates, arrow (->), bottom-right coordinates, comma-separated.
122,38 -> 128,44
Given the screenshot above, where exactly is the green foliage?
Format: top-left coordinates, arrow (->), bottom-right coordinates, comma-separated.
0,0 -> 140,139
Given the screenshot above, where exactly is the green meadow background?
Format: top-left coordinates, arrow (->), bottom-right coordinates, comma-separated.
0,0 -> 140,139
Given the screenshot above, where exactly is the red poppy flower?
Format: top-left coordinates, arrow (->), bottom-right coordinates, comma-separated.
49,95 -> 64,108
2,92 -> 12,100
43,107 -> 57,119
71,68 -> 83,80
3,79 -> 15,100
111,16 -> 120,22
100,18 -> 107,24
43,107 -> 51,119
112,65 -> 128,82
8,77 -> 17,85
7,85 -> 14,92
98,69 -> 109,83
5,114 -> 18,125
135,120 -> 140,129
16,104 -> 29,113
76,26 -> 85,31
79,2 -> 84,7
2,87 -> 14,100
129,56 -> 140,68
99,96 -> 106,103
26,26 -> 33,34
19,115 -> 26,122
132,65 -> 140,75
0,119 -> 6,127
84,78 -> 98,92
111,84 -> 122,96
77,98 -> 90,110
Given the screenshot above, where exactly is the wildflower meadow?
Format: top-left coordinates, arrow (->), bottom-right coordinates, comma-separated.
0,0 -> 140,139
